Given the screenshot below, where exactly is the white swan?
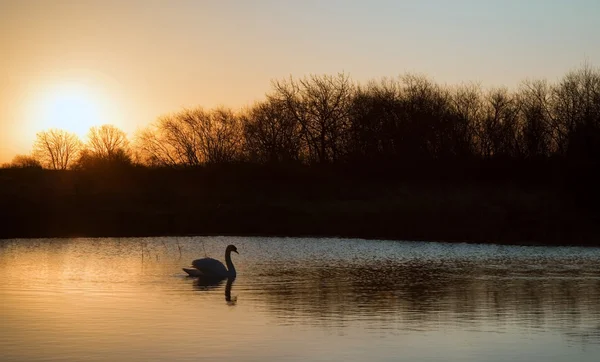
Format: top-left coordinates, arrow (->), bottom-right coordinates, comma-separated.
183,244 -> 238,278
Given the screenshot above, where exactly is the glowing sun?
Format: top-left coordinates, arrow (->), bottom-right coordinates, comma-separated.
33,83 -> 107,138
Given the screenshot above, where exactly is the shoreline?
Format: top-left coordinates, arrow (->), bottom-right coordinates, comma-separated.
2,229 -> 598,248
2,166 -> 598,248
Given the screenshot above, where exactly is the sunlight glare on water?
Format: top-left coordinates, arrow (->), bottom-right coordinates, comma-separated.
1,237 -> 600,361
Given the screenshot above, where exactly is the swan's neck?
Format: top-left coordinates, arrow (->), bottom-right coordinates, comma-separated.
225,251 -> 236,276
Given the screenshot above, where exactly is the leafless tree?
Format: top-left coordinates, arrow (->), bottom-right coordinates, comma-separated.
243,100 -> 303,163
270,73 -> 355,163
127,65 -> 600,168
445,82 -> 481,158
517,80 -> 553,158
33,129 -> 82,170
551,64 -> 600,158
347,78 -> 404,162
400,74 -> 456,160
87,124 -> 130,161
135,124 -> 180,167
203,107 -> 244,164
135,107 -> 243,166
477,88 -> 521,158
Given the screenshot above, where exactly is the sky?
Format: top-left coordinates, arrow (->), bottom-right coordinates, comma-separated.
1,0 -> 599,162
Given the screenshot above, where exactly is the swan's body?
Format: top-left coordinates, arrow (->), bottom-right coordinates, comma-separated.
183,244 -> 238,278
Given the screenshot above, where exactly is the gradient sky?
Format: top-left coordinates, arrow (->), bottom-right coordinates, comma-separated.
1,0 -> 599,162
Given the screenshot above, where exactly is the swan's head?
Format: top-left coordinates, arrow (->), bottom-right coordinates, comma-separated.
226,244 -> 239,254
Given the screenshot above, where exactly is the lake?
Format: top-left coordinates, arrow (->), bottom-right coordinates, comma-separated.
1,237 -> 600,361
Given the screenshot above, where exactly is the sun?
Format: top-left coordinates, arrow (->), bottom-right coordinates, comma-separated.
33,83 -> 107,138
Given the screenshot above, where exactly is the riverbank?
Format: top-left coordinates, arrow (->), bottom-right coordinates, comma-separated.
1,165 -> 598,246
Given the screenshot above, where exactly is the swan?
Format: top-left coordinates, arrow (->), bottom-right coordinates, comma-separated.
183,244 -> 238,278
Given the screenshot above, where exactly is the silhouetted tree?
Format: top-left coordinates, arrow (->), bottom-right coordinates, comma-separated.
121,64 -> 600,168
478,88 -> 521,158
5,154 -> 42,169
135,126 -> 180,167
270,73 -> 355,163
552,64 -> 600,161
135,107 -> 243,166
443,82 -> 479,159
74,148 -> 133,170
400,74 -> 456,160
347,78 -> 404,163
33,129 -> 82,170
243,100 -> 303,164
87,124 -> 130,161
203,108 -> 244,164
517,80 -> 553,159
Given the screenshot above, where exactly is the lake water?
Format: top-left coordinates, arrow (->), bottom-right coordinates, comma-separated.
1,237 -> 600,362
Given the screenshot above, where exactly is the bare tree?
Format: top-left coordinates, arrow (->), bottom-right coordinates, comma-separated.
87,124 -> 130,161
445,82 -> 481,159
135,125 -> 180,167
135,107 -> 243,166
243,100 -> 302,163
270,73 -> 355,163
33,129 -> 82,170
477,88 -> 521,158
347,78 -> 404,162
517,80 -> 553,158
135,109 -> 206,167
203,107 -> 244,164
552,64 -> 600,159
401,74 -> 455,160
127,65 -> 600,168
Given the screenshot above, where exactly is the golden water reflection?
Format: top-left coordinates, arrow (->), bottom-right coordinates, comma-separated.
253,260 -> 600,334
1,237 -> 600,362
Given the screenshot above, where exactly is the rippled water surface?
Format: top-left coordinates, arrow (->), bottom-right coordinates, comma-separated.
1,237 -> 600,361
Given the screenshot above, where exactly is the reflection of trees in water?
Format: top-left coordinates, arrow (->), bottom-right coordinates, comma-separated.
564,324 -> 600,346
253,259 -> 600,334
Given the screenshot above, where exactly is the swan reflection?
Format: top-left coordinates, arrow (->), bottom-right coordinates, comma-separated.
192,276 -> 237,305
224,277 -> 236,305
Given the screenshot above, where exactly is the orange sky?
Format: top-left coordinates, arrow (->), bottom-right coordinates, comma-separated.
1,0 -> 599,162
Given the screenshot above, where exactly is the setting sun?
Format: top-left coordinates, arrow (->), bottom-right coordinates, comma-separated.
32,84 -> 107,138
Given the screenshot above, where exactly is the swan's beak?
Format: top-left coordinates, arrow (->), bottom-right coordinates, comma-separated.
233,250 -> 239,254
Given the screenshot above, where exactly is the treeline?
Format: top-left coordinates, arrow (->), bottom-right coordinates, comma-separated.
2,65 -> 600,244
3,125 -> 131,170
4,64 -> 600,171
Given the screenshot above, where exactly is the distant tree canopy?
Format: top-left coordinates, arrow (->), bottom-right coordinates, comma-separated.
135,107 -> 243,167
7,64 -> 599,171
242,100 -> 303,164
75,124 -> 133,170
87,124 -> 130,161
4,154 -> 42,169
75,148 -> 132,170
33,129 -> 82,170
269,73 -> 355,164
